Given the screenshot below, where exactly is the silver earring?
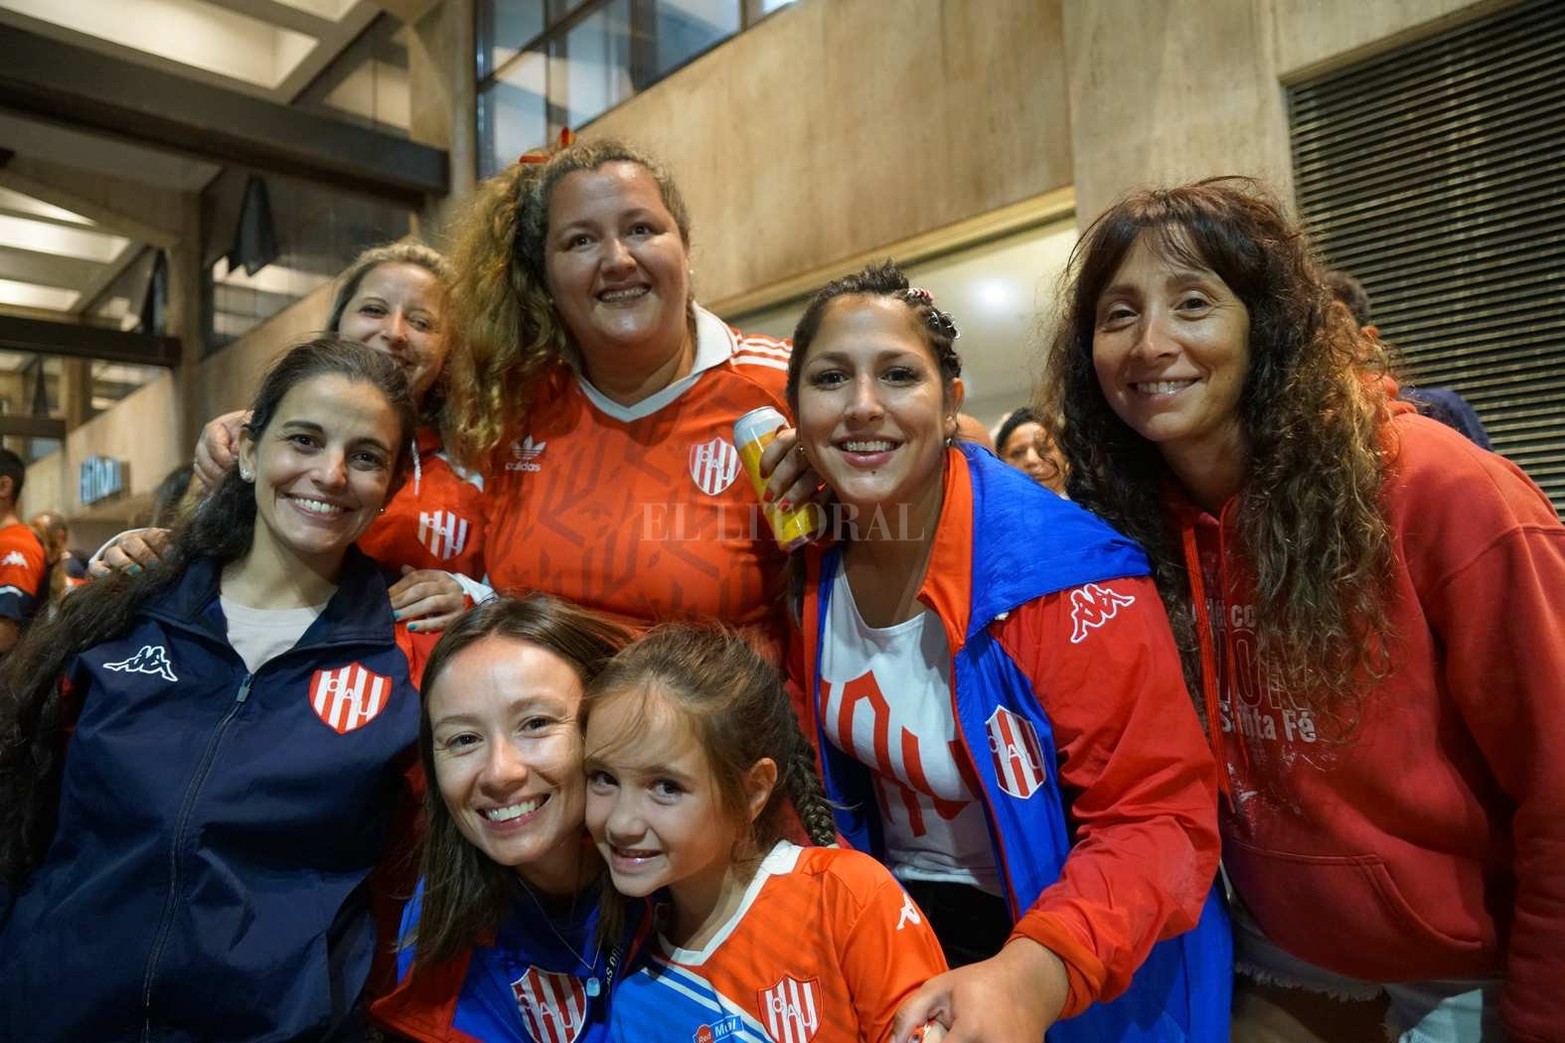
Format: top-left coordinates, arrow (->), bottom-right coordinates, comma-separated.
239,468 -> 253,482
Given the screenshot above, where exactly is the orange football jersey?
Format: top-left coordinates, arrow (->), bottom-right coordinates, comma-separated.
484,309 -> 793,662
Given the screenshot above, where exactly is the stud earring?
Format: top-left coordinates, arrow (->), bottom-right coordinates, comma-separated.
239,468 -> 253,482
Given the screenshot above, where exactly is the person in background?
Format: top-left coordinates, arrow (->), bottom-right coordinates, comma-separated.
0,337 -> 433,1040
439,137 -> 798,663
0,452 -> 48,654
1324,268 -> 1493,449
105,240 -> 482,632
786,262 -> 1228,1042
581,623 -> 947,1043
28,509 -> 88,602
994,407 -> 1067,494
1045,179 -> 1565,1042
373,594 -> 638,1043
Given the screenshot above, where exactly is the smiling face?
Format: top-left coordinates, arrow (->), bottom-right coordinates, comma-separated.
1091,232 -> 1252,479
795,296 -> 960,528
583,687 -> 743,916
335,262 -> 446,401
238,373 -> 399,574
427,636 -> 591,895
544,162 -> 692,377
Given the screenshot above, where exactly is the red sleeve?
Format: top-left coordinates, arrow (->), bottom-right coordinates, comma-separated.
829,851 -> 948,1043
992,577 -> 1220,1018
1401,440 -> 1565,1043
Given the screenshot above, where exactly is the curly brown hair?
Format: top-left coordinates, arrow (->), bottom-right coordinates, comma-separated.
441,140 -> 693,468
1041,177 -> 1394,727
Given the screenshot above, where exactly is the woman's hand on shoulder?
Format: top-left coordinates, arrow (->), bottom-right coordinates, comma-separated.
889,938 -> 1068,1043
88,529 -> 175,579
194,410 -> 252,490
389,567 -> 470,632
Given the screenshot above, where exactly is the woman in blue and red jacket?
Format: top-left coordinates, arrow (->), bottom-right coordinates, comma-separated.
0,337 -> 434,1042
783,262 -> 1230,1042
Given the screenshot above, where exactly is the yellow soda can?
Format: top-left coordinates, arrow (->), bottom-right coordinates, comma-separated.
734,406 -> 824,552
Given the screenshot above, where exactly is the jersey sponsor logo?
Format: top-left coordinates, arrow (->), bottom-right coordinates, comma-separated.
693,1016 -> 745,1043
507,435 -> 548,473
1,550 -> 28,567
689,436 -> 741,496
759,975 -> 820,1043
309,662 -> 393,734
1068,582 -> 1135,644
511,967 -> 587,1043
105,644 -> 178,682
416,509 -> 470,560
986,706 -> 1047,800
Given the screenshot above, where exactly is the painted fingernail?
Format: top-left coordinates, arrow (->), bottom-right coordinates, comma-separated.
127,564 -> 142,576
777,499 -> 791,513
762,488 -> 775,503
406,622 -> 419,632
391,609 -> 403,620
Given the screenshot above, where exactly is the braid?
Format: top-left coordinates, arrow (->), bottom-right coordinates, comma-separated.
784,724 -> 838,846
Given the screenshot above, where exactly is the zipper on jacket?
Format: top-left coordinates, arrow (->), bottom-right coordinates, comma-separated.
139,674 -> 253,1042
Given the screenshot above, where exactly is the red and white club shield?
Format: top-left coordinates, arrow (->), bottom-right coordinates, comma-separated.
309,663 -> 393,735
759,974 -> 820,1043
417,509 -> 470,561
512,967 -> 588,1043
689,436 -> 741,496
986,706 -> 1047,800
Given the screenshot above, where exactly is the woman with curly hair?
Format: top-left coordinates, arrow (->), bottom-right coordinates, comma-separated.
1042,178 -> 1565,1042
438,138 -> 803,663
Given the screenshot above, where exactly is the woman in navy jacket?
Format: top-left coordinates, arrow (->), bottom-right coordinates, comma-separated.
0,337 -> 428,1042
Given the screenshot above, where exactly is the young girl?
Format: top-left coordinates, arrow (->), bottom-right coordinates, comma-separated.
581,624 -> 948,1043
0,337 -> 426,1040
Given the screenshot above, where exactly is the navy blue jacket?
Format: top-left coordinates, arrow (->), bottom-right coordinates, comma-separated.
0,549 -> 421,1042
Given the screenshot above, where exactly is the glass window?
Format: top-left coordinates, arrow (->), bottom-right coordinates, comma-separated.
487,0 -> 547,78
653,0 -> 739,78
482,49 -> 550,178
560,0 -> 633,127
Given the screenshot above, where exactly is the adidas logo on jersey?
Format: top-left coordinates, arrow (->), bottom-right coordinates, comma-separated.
507,435 -> 548,473
1,550 -> 28,567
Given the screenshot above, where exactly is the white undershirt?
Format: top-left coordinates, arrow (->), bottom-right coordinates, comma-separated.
819,568 -> 1000,893
221,597 -> 328,674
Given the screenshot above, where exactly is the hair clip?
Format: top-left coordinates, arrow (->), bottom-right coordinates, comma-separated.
518,127 -> 577,166
898,287 -> 959,341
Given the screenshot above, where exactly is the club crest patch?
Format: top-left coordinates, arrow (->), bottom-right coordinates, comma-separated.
986,706 -> 1047,800
689,436 -> 741,496
309,662 -> 393,734
759,974 -> 820,1043
512,966 -> 588,1043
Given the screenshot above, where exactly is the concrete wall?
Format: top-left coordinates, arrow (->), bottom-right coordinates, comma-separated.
587,0 -> 1074,307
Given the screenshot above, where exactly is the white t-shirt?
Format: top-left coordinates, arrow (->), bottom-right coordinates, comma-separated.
819,568 -> 1000,893
221,597 -> 327,674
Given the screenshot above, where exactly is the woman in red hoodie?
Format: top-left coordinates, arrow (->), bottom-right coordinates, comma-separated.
1043,178 -> 1565,1042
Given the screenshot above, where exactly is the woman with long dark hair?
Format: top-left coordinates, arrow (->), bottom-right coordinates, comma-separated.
1043,178 -> 1565,1041
0,337 -> 428,1041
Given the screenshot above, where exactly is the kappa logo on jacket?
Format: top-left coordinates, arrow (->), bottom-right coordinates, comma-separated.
1,550 -> 27,567
105,644 -> 178,682
416,509 -> 470,560
309,662 -> 394,734
759,975 -> 820,1043
986,706 -> 1047,800
511,967 -> 587,1043
689,436 -> 741,496
1068,582 -> 1136,644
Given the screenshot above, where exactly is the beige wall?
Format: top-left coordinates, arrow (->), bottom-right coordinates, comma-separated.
587,0 -> 1074,307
